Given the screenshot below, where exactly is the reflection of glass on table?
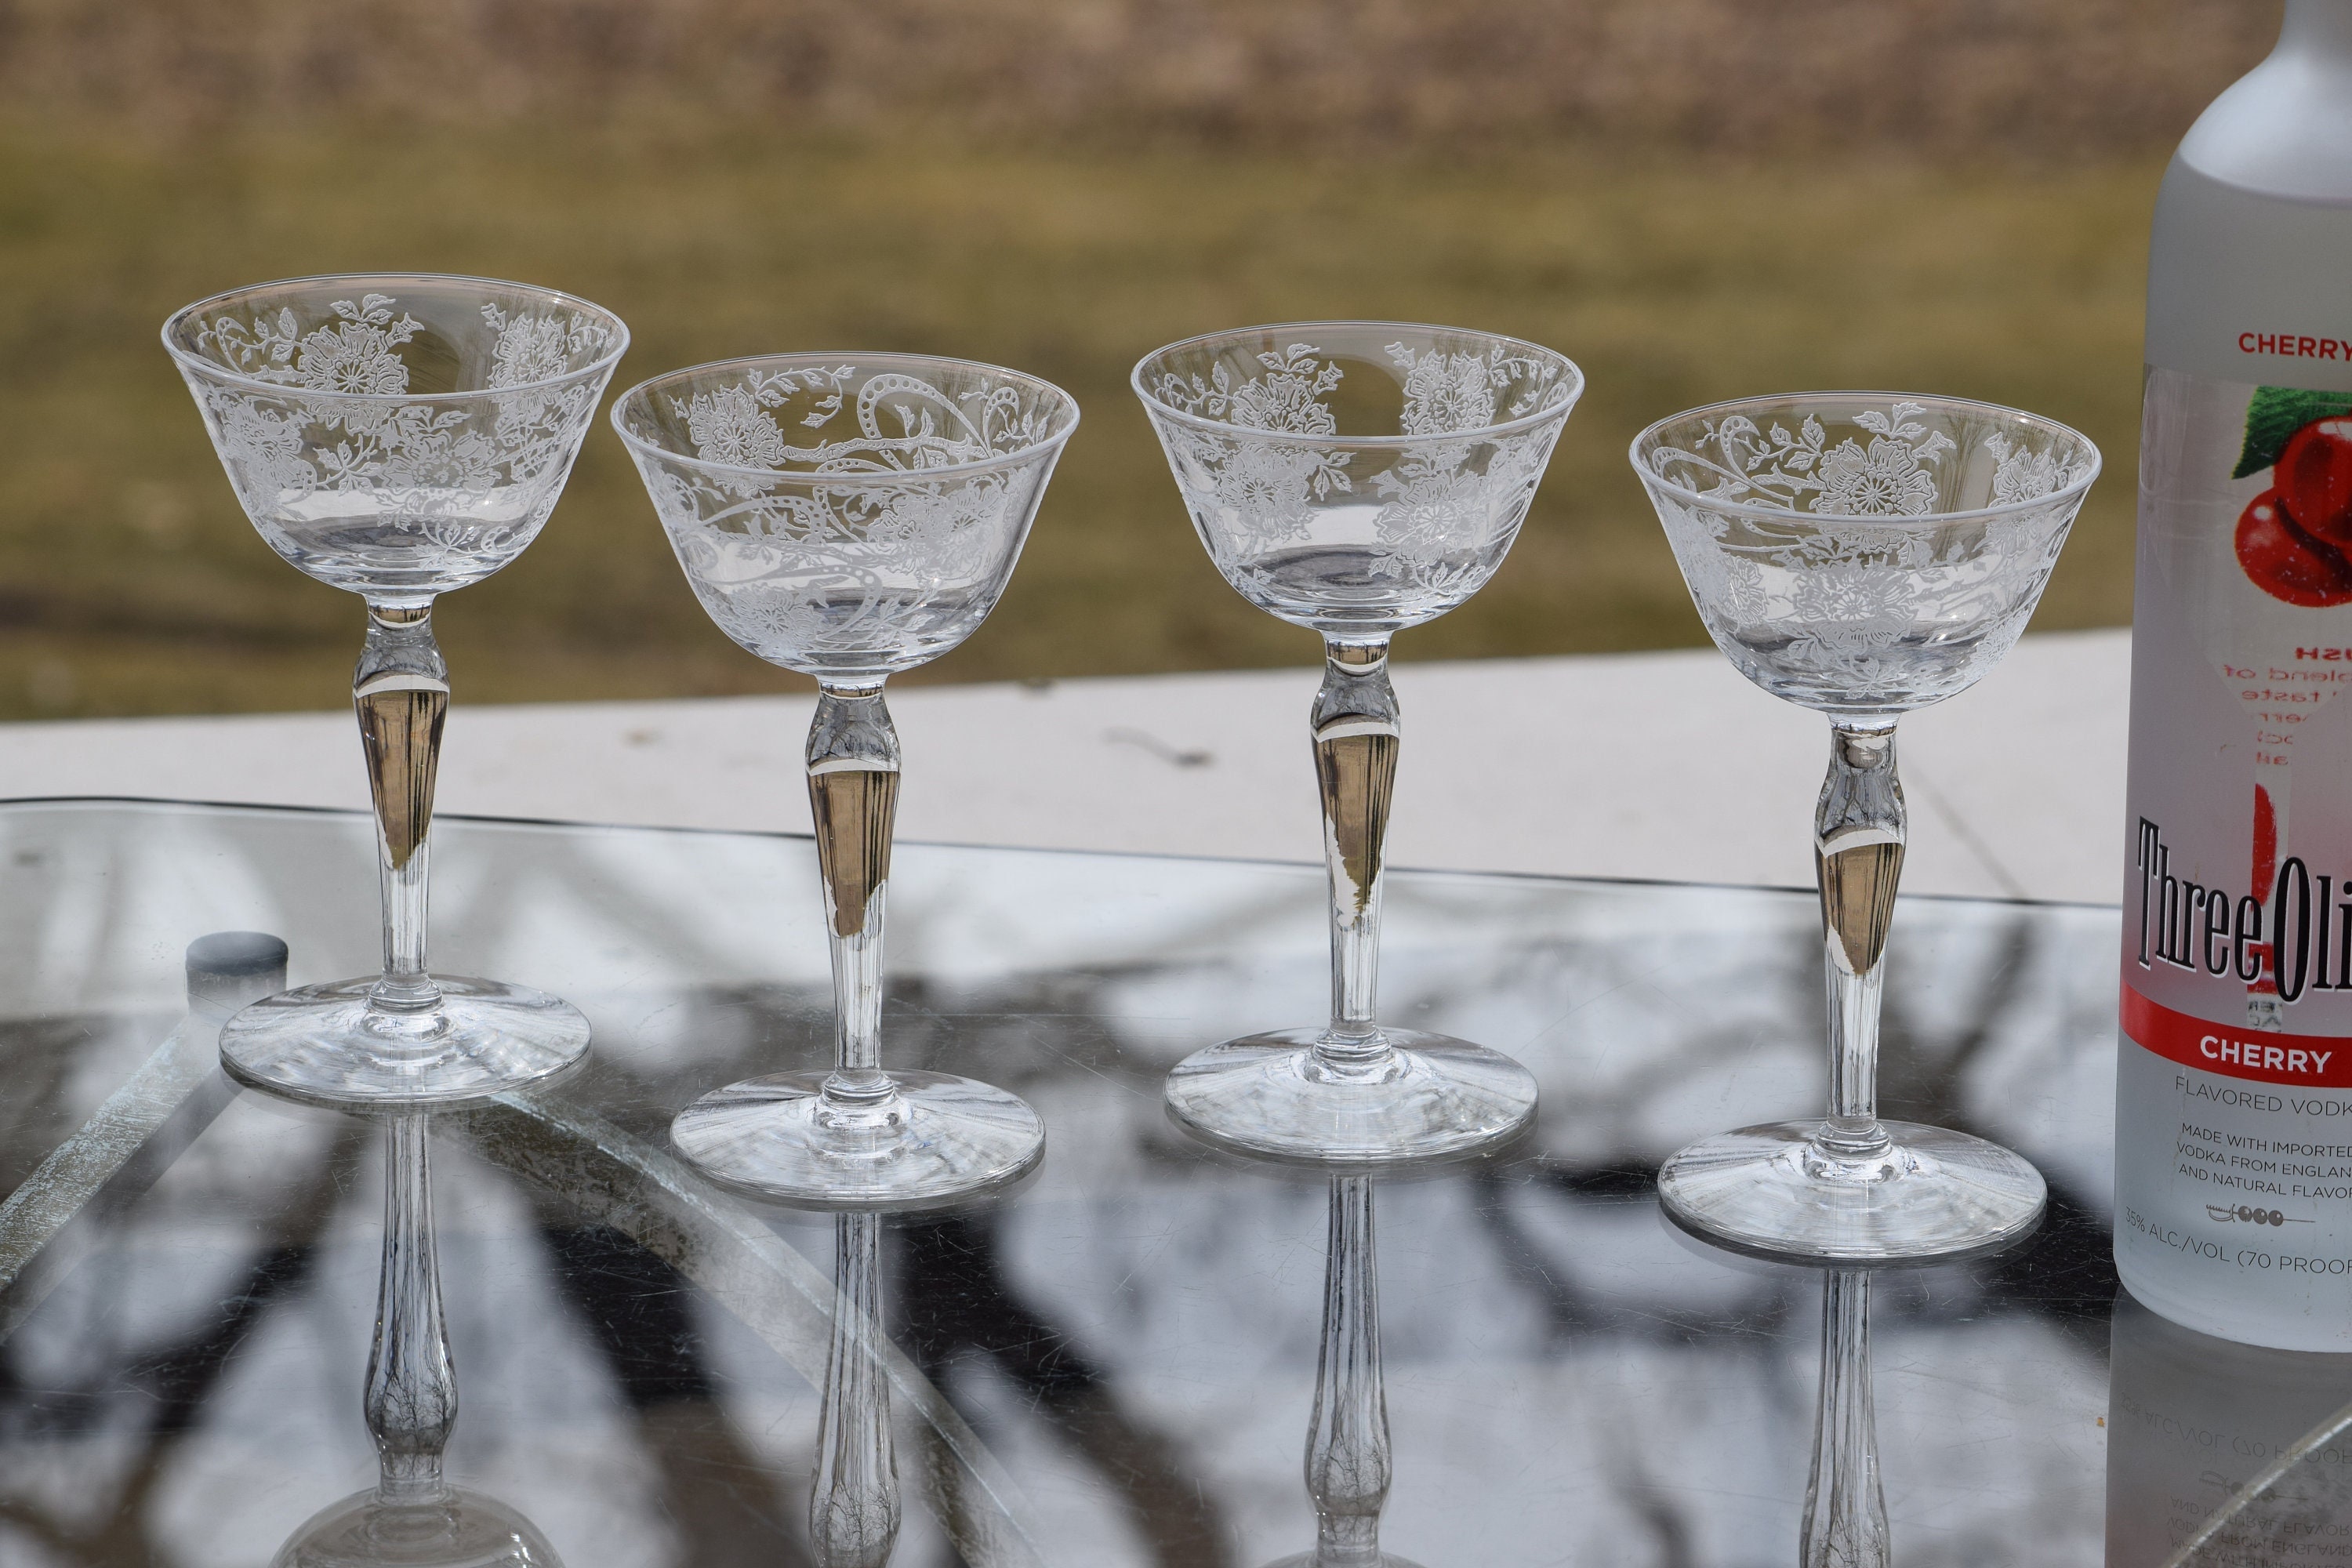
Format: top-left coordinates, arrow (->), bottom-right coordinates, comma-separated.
0,798 -> 2131,1563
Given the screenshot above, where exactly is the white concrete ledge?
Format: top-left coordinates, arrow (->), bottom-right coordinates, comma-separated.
0,629 -> 2130,905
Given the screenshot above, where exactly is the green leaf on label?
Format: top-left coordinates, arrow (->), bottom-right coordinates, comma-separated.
2237,386 -> 2352,479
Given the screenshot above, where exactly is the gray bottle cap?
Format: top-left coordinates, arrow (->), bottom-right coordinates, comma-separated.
185,931 -> 289,1016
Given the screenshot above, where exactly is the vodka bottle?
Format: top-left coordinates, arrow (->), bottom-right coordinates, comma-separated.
2116,0 -> 2352,1348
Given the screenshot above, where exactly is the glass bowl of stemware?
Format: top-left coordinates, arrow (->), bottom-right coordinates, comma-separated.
612,352 -> 1079,1208
1133,321 -> 1582,1166
1632,392 -> 2100,1260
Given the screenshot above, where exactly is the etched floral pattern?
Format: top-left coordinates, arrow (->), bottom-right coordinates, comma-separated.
1154,343 -> 1345,435
1139,332 -> 1577,632
1653,401 -> 2083,519
175,288 -> 620,593
1637,401 -> 2094,712
621,361 -> 1072,680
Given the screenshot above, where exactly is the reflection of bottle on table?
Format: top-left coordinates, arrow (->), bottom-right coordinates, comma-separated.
2107,1288 -> 2352,1568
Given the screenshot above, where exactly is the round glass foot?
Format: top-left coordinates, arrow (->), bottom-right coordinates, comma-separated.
1163,1027 -> 1537,1167
1656,1119 -> 2047,1262
220,977 -> 591,1109
670,1069 -> 1045,1210
274,1489 -> 562,1568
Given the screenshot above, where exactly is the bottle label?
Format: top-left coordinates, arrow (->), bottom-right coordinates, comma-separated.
2122,985 -> 2352,1085
2118,365 -> 2352,1346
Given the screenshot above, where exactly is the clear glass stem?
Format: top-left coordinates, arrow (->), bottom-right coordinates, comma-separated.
367,1112 -> 456,1507
1313,640 -> 1400,1065
1813,723 -> 1904,1167
1305,1174 -> 1389,1566
1802,1269 -> 1889,1568
811,1211 -> 900,1568
808,684 -> 903,1126
355,601 -> 449,1028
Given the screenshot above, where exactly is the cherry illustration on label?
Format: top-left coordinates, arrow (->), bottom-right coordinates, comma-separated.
2237,412 -> 2352,606
2236,487 -> 2352,605
2280,415 -> 2352,544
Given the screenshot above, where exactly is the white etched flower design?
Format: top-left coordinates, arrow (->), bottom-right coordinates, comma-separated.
292,299 -> 419,397
1156,344 -> 1344,435
684,383 -> 792,469
1210,441 -> 1325,545
867,478 -> 1004,580
1393,347 -> 1497,436
206,390 -> 316,502
1660,503 -> 1763,625
482,305 -> 601,390
1683,404 -> 1955,517
1812,434 -> 1940,517
381,425 -> 505,492
1984,431 -> 2069,505
1373,458 -> 1486,557
1229,372 -> 1339,434
1788,561 -> 1918,640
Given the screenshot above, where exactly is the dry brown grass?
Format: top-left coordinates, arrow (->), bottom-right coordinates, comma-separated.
0,0 -> 2270,717
0,0 -> 2275,156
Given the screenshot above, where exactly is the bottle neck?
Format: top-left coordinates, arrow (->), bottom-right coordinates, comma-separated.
2281,0 -> 2352,59
2178,0 -> 2352,201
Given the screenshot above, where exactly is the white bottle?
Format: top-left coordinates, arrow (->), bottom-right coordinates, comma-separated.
2116,0 -> 2352,1350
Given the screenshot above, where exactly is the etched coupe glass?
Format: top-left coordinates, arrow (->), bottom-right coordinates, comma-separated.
612,353 -> 1078,1205
163,274 -> 626,1105
1632,392 -> 2100,1259
1133,322 -> 1583,1163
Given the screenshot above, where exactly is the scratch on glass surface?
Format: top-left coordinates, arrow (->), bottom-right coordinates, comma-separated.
458,1090 -> 1047,1568
2156,1393 -> 2352,1568
0,1015 -> 234,1337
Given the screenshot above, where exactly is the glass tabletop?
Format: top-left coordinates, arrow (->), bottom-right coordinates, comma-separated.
0,797 -> 2324,1568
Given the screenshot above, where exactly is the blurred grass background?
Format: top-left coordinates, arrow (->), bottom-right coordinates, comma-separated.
0,0 -> 2281,717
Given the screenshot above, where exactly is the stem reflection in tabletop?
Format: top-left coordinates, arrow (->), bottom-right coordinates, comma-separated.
813,1211 -> 900,1568
1265,1174 -> 1419,1568
1804,1271 -> 1889,1568
276,1112 -> 562,1568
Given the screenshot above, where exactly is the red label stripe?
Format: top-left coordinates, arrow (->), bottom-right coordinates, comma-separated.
2122,982 -> 2352,1087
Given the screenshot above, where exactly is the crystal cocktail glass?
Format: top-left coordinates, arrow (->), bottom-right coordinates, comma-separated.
1132,322 -> 1582,1164
1632,392 -> 2100,1259
164,274 -> 627,1105
612,353 -> 1078,1207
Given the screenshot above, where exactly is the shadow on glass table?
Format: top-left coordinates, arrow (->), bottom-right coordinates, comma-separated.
0,797 -> 2327,1567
